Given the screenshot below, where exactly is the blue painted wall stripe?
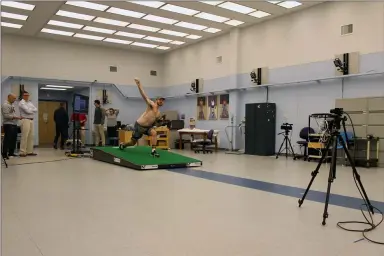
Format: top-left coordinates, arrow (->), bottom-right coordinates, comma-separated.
166,168 -> 384,212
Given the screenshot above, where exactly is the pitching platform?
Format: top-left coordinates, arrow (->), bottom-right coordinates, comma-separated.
90,146 -> 202,170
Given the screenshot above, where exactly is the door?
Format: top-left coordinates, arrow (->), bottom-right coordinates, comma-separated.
38,101 -> 61,145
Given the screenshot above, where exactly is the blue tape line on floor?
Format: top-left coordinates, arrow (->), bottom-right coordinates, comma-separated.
166,168 -> 384,211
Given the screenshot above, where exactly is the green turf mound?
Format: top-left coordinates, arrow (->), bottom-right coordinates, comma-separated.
92,146 -> 201,166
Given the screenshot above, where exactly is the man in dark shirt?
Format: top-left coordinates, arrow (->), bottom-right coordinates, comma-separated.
53,102 -> 69,149
93,100 -> 105,146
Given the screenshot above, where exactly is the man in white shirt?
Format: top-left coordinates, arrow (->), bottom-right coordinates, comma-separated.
18,91 -> 38,157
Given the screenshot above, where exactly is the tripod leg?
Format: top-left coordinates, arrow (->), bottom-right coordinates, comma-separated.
339,136 -> 375,214
298,135 -> 334,208
287,138 -> 297,160
322,136 -> 338,225
276,137 -> 286,159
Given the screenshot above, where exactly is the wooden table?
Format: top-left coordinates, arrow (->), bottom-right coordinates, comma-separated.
177,128 -> 219,151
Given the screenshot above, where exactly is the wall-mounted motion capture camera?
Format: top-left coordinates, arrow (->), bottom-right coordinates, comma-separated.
190,78 -> 204,93
333,54 -> 349,75
333,52 -> 359,76
250,68 -> 261,85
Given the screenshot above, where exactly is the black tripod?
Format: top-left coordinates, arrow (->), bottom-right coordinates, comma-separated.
298,110 -> 374,225
276,129 -> 296,160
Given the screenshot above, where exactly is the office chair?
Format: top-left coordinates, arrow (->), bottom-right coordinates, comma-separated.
296,127 -> 315,160
193,129 -> 215,154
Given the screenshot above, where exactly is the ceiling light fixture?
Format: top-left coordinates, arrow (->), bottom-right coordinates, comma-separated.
65,1 -> 109,11
1,1 -> 35,11
104,38 -> 132,45
94,17 -> 129,27
107,7 -> 146,18
157,46 -> 170,50
144,36 -> 172,43
83,26 -> 116,34
74,33 -> 104,41
48,20 -> 83,29
46,85 -> 74,89
56,10 -> 94,21
175,21 -> 207,31
199,1 -> 223,6
1,21 -> 22,29
41,28 -> 74,36
170,41 -> 185,45
142,14 -> 178,25
128,23 -> 160,32
225,19 -> 244,26
278,1 -> 302,8
186,34 -> 202,39
115,31 -> 145,39
40,87 -> 67,91
129,1 -> 165,8
1,11 -> 28,20
249,10 -> 271,18
131,42 -> 158,48
195,12 -> 229,23
160,4 -> 200,16
218,2 -> 255,14
268,1 -> 281,4
159,29 -> 187,37
204,28 -> 221,33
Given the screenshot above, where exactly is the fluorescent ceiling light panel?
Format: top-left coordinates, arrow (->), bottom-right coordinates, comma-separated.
41,28 -> 74,36
268,1 -> 281,4
278,1 -> 302,8
40,88 -> 67,91
107,7 -> 145,18
159,29 -> 187,37
115,31 -> 145,39
170,41 -> 184,45
144,36 -> 172,43
94,17 -> 129,27
65,1 -> 109,11
83,26 -> 116,34
225,19 -> 244,26
175,21 -> 206,31
131,42 -> 158,48
129,1 -> 165,8
1,1 -> 35,10
195,12 -> 229,23
204,28 -> 221,33
104,38 -> 132,45
142,14 -> 178,25
74,33 -> 104,40
46,85 -> 74,88
128,23 -> 159,32
218,2 -> 255,14
1,11 -> 28,20
157,46 -> 170,50
56,10 -> 94,21
48,20 -> 83,29
249,10 -> 271,18
186,34 -> 201,39
160,4 -> 199,16
1,21 -> 22,28
199,1 -> 223,6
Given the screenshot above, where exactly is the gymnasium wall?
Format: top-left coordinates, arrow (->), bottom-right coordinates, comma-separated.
161,1 -> 384,150
1,34 -> 164,88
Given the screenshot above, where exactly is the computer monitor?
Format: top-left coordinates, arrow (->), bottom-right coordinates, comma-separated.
73,93 -> 89,114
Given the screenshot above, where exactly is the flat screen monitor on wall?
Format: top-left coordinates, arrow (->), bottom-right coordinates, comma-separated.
73,93 -> 89,114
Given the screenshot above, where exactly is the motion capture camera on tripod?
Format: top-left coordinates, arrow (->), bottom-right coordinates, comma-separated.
298,108 -> 375,226
276,123 -> 296,160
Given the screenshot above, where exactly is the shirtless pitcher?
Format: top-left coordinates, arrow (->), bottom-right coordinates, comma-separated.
119,78 -> 165,157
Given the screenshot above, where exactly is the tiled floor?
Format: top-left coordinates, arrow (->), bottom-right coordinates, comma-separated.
2,148 -> 384,256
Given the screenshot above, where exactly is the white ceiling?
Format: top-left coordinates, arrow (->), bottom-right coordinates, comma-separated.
1,1 -> 322,53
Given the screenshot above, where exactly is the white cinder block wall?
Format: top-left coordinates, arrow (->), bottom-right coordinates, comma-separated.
2,1 -> 384,148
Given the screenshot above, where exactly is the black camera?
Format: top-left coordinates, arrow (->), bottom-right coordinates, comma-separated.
281,123 -> 293,131
330,108 -> 344,116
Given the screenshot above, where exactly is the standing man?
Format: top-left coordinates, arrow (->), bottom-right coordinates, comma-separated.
1,93 -> 21,159
106,108 -> 119,145
119,78 -> 165,157
53,102 -> 69,149
93,100 -> 105,146
18,91 -> 38,157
